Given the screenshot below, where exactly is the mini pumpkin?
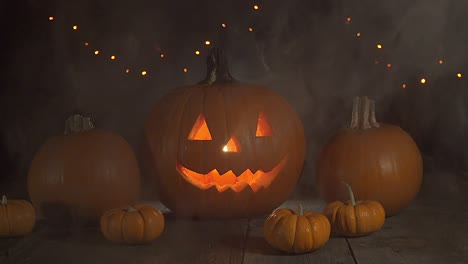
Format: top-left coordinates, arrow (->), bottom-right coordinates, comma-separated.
264,204 -> 330,254
0,195 -> 36,237
28,115 -> 141,224
316,96 -> 423,216
100,204 -> 165,244
145,47 -> 306,219
323,182 -> 385,237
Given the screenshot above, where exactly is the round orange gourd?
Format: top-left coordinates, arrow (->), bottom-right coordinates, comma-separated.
323,182 -> 385,237
145,48 -> 306,219
264,205 -> 330,254
27,115 -> 141,224
0,195 -> 36,237
316,96 -> 423,216
100,204 -> 164,244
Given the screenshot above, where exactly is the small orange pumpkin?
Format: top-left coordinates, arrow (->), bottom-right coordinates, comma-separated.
323,182 -> 385,237
100,204 -> 164,244
264,204 -> 330,254
0,195 -> 36,237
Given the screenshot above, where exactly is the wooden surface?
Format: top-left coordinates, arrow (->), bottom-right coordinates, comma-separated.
1,170 -> 467,264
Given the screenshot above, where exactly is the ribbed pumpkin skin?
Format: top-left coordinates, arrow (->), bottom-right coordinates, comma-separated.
0,196 -> 36,237
264,208 -> 330,254
28,129 -> 141,224
316,124 -> 423,216
145,83 -> 306,219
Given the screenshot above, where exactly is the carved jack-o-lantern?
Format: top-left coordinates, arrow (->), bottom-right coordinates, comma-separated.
145,48 -> 306,219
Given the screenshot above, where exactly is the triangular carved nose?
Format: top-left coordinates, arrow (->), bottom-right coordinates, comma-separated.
222,136 -> 241,153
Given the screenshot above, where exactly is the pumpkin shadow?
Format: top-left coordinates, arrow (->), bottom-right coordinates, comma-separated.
221,235 -> 286,256
39,202 -> 99,228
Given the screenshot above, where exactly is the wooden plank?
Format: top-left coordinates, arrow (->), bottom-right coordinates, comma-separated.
4,202 -> 248,264
243,199 -> 355,264
347,202 -> 468,264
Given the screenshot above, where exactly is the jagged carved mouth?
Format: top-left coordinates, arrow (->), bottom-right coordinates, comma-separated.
176,156 -> 287,193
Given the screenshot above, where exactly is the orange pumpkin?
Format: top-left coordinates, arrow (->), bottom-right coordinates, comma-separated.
316,96 -> 423,216
264,205 -> 331,254
323,182 -> 385,237
28,115 -> 141,224
145,48 -> 306,219
0,195 -> 36,237
100,204 -> 165,244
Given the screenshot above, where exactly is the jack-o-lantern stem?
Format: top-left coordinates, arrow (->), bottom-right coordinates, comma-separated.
350,96 -> 380,130
64,114 -> 95,135
198,47 -> 237,85
342,182 -> 356,206
1,195 -> 7,205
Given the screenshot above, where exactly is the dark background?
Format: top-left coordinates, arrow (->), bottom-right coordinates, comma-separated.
1,0 -> 467,199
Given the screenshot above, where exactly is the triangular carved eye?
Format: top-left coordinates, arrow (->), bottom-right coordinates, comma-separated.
222,136 -> 241,153
188,114 -> 212,140
256,112 -> 273,137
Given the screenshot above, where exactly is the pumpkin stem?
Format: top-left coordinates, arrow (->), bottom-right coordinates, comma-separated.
350,96 -> 360,129
198,47 -> 237,85
342,182 -> 356,206
369,99 -> 380,128
360,96 -> 372,130
64,114 -> 95,135
297,204 -> 304,216
1,195 -> 7,205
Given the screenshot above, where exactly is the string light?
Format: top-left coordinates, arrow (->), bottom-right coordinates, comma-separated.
457,72 -> 462,78
48,16 -> 54,21
221,23 -> 227,28
72,25 -> 78,30
376,44 -> 382,49
253,5 -> 259,10
94,50 -> 99,55
346,17 -> 351,24
439,59 -> 444,65
205,40 -> 211,46
248,27 -> 254,32
125,69 -> 130,74
183,68 -> 188,73
402,83 -> 407,89
141,70 -> 147,76
160,53 -> 165,58
356,32 -> 361,37
195,50 -> 200,55
84,42 -> 89,46
420,78 -> 427,84
386,63 -> 392,68
110,55 -> 116,60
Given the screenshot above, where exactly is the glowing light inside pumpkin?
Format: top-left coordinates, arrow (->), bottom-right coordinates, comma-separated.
256,112 -> 273,137
222,136 -> 241,153
188,114 -> 212,140
177,156 -> 288,192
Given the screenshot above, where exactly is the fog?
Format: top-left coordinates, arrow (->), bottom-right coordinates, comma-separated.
1,0 -> 468,199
